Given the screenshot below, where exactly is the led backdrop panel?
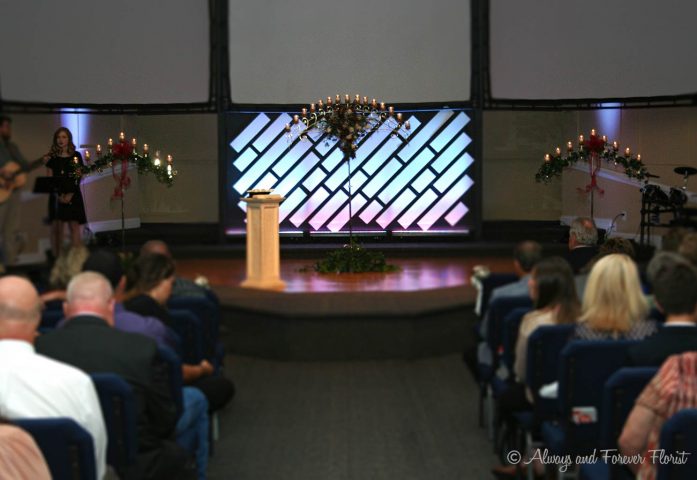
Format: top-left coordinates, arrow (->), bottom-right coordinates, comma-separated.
490,0 -> 697,99
228,0 -> 471,103
0,0 -> 209,104
224,109 -> 476,235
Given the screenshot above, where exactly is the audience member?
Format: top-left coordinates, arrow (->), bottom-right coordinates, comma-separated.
566,216 -> 599,274
574,254 -> 655,340
627,252 -> 697,366
140,240 -> 210,299
491,257 -> 578,480
0,276 -> 107,479
678,231 -> 697,266
619,351 -> 697,478
0,417 -> 51,480
489,241 -> 543,303
662,227 -> 689,252
576,236 -> 636,298
81,249 -> 176,349
125,253 -> 235,413
40,244 -> 90,303
36,272 -> 199,480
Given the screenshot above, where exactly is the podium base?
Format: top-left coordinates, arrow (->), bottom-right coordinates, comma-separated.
240,277 -> 286,291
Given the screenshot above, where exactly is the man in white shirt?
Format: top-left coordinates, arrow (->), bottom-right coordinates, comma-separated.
0,276 -> 107,479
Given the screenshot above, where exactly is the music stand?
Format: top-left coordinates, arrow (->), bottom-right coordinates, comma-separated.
33,176 -> 75,195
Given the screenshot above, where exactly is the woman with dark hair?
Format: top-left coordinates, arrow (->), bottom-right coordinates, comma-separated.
125,253 -> 235,411
45,127 -> 87,256
492,257 -> 579,478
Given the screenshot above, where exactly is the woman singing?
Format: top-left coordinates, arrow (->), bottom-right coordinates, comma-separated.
45,127 -> 86,256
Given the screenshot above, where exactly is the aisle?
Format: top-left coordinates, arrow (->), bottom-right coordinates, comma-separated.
208,354 -> 496,480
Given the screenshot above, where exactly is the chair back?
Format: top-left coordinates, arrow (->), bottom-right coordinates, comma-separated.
156,345 -> 184,419
479,273 -> 519,317
167,296 -> 219,359
40,309 -> 64,330
486,296 -> 533,358
90,373 -> 138,475
15,417 -> 96,480
657,409 -> 697,480
168,309 -> 204,364
557,340 -> 639,456
501,307 -> 532,373
526,324 -> 574,420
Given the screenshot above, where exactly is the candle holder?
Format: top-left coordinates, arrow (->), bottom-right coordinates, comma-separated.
535,129 -> 650,218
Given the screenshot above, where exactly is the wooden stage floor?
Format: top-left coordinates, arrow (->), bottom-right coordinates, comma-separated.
176,256 -> 512,293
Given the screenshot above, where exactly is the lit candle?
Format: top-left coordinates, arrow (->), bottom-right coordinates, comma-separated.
567,141 -> 573,152
73,155 -> 79,165
555,147 -> 561,156
405,120 -> 410,130
167,154 -> 173,165
108,138 -> 113,147
143,143 -> 149,154
310,104 -> 316,113
318,100 -> 324,108
154,151 -> 161,166
591,128 -> 596,137
612,141 -> 618,151
363,96 -> 368,105
380,102 -> 386,111
637,154 -> 641,161
355,94 -> 360,103
602,135 -> 607,143
544,153 -> 551,162
85,150 -> 91,162
396,112 -> 403,122
335,94 -> 341,104
301,108 -> 307,117
96,144 -> 102,155
284,123 -> 291,132
119,132 -> 125,142
372,98 -> 377,108
131,138 -> 137,150
625,147 -> 631,157
579,134 -> 584,144
327,96 -> 332,105
388,106 -> 394,116
292,115 -> 299,124
344,94 -> 350,103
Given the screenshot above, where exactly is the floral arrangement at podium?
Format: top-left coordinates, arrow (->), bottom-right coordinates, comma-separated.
535,129 -> 650,218
286,94 -> 410,273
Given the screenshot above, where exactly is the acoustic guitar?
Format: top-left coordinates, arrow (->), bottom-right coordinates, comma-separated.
0,157 -> 47,204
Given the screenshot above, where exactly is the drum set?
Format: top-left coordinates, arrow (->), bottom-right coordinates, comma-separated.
640,166 -> 697,245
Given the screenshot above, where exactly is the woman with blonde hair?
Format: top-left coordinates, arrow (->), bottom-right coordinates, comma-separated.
574,253 -> 656,340
40,245 -> 90,303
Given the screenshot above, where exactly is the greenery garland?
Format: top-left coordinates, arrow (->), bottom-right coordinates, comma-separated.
535,134 -> 650,184
72,147 -> 175,187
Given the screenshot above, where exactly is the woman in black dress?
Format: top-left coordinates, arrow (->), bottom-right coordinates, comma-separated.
45,127 -> 87,256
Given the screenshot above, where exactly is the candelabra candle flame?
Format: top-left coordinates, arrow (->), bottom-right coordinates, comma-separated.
286,94 -> 411,158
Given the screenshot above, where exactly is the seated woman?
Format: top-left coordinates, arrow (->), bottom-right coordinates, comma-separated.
619,351 -> 697,478
124,253 -> 235,412
574,253 -> 656,341
492,257 -> 579,478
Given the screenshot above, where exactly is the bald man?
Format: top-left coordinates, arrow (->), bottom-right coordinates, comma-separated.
0,276 -> 107,479
37,272 -> 198,480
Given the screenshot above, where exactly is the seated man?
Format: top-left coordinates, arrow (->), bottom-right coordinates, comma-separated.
0,276 -> 107,479
565,216 -> 599,274
627,252 -> 697,366
36,272 -> 200,480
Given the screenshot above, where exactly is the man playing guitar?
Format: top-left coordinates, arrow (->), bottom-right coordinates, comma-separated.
0,116 -> 46,271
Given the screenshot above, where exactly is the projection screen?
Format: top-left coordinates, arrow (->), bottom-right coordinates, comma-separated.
0,0 -> 210,104
490,0 -> 697,99
228,0 -> 471,104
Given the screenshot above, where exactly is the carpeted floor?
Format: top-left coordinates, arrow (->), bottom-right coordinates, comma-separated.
208,354 -> 497,480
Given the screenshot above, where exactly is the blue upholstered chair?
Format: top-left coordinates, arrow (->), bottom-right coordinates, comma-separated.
157,345 -> 184,420
501,307 -> 532,374
657,409 -> 697,480
578,367 -> 658,480
15,417 -> 96,480
40,308 -> 64,330
90,373 -> 138,476
167,296 -> 220,361
478,273 -> 519,318
542,340 -> 639,459
169,308 -> 205,364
